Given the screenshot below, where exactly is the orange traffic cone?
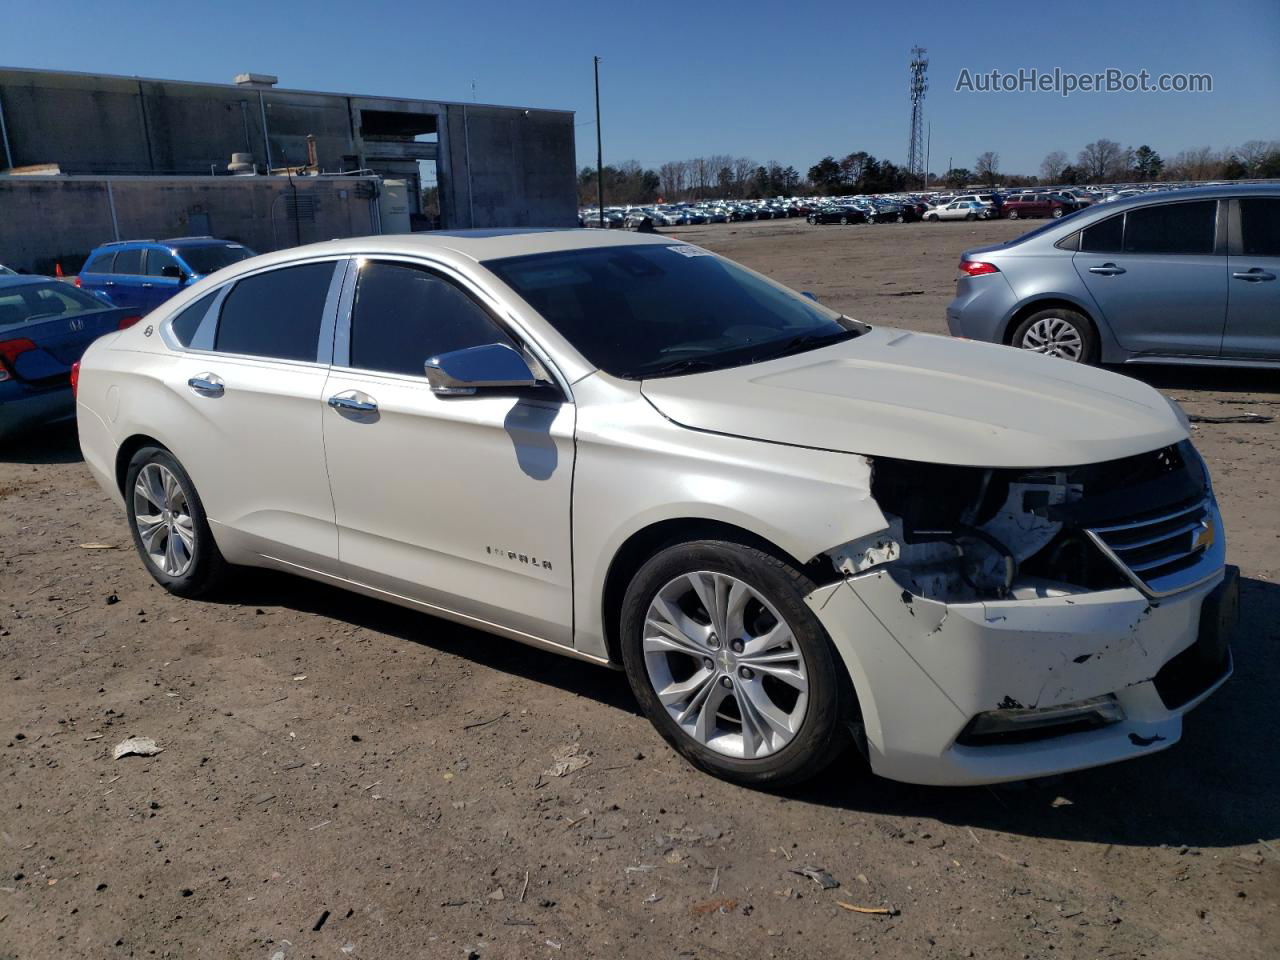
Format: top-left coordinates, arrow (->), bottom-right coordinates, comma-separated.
55,262 -> 64,278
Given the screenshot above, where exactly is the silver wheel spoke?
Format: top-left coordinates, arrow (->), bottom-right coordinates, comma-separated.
738,678 -> 796,749
135,513 -> 165,551
657,667 -> 714,708
692,681 -> 730,743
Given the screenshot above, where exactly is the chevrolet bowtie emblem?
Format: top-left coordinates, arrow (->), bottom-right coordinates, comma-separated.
1192,519 -> 1215,552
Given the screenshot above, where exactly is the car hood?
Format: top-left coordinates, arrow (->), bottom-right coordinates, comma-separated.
639,328 -> 1187,468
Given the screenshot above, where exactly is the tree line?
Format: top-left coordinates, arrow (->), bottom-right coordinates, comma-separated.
580,139 -> 1280,206
578,156 -> 802,206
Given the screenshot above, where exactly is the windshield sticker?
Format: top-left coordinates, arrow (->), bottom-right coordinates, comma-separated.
667,246 -> 712,258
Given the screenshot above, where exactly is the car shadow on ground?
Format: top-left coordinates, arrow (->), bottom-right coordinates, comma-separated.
219,568 -> 1278,851
1111,363 -> 1280,397
0,422 -> 83,464
215,568 -> 643,718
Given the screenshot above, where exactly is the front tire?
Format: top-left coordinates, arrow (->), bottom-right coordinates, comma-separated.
125,446 -> 230,598
619,540 -> 849,786
1007,208 -> 1019,219
1011,307 -> 1098,363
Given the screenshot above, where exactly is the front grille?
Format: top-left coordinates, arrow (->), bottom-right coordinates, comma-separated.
1085,498 -> 1222,597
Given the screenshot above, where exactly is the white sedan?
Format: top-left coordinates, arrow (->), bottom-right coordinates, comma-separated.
75,230 -> 1236,787
924,200 -> 991,221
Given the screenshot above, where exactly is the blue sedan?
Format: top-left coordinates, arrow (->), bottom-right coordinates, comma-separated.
0,275 -> 139,439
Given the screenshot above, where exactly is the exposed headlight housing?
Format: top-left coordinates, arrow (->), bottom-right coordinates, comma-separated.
957,694 -> 1125,746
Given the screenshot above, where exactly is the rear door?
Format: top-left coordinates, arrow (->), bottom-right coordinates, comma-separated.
159,258 -> 345,567
1074,199 -> 1226,357
141,247 -> 184,313
78,250 -> 118,303
1222,196 -> 1280,360
105,247 -> 145,312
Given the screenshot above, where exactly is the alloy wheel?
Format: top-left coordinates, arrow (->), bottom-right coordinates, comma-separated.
132,463 -> 196,577
642,571 -> 809,759
1021,316 -> 1085,361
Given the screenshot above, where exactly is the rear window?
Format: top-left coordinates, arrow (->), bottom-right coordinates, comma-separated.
214,262 -> 333,361
1239,198 -> 1280,258
113,248 -> 143,275
1080,214 -> 1124,253
1123,200 -> 1216,255
83,251 -> 115,274
178,243 -> 255,276
0,281 -> 111,327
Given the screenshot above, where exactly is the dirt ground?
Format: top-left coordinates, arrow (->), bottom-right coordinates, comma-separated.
2,218 -> 1277,960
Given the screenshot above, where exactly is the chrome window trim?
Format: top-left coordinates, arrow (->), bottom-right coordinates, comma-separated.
332,253 -> 574,403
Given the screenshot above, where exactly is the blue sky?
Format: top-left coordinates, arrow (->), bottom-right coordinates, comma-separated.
2,0 -> 1276,177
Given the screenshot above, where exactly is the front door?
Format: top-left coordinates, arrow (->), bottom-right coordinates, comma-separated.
1223,196 -> 1280,360
321,259 -> 576,646
1074,199 -> 1227,357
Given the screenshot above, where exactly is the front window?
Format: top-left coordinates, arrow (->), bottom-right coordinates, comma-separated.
486,244 -> 863,380
0,281 -> 114,326
178,243 -> 255,276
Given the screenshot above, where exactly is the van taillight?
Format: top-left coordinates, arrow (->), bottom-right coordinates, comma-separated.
74,276 -> 82,288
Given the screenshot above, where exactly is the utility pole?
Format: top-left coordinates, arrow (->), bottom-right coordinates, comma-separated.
924,122 -> 931,190
593,56 -> 604,228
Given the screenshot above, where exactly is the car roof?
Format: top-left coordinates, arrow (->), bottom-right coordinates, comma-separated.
0,274 -> 58,290
210,228 -> 685,271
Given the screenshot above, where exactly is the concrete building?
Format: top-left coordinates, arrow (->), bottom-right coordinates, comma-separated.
0,66 -> 579,271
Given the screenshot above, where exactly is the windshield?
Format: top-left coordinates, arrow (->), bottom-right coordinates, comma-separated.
177,243 -> 255,275
0,281 -> 112,326
486,244 -> 864,379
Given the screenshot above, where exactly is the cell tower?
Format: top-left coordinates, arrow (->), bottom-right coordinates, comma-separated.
907,46 -> 928,187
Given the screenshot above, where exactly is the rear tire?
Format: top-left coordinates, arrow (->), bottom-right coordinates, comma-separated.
839,215 -> 849,225
1007,209 -> 1019,219
125,446 -> 230,598
965,212 -> 976,221
619,539 -> 850,787
1011,307 -> 1098,364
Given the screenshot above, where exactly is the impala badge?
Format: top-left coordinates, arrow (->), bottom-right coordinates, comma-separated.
68,317 -> 85,332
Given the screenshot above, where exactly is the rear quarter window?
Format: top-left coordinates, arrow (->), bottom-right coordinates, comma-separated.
213,262 -> 334,361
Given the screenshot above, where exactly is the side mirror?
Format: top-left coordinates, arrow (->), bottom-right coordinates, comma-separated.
424,342 -> 538,396
161,264 -> 187,284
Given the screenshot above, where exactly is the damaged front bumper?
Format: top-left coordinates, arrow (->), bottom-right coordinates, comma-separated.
805,562 -> 1236,786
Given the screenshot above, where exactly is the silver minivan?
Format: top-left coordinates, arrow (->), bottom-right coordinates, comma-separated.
947,185 -> 1278,366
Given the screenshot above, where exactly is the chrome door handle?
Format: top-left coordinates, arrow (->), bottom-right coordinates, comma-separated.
187,374 -> 224,398
328,393 -> 378,414
1232,269 -> 1276,282
142,282 -> 154,288
1088,263 -> 1126,276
